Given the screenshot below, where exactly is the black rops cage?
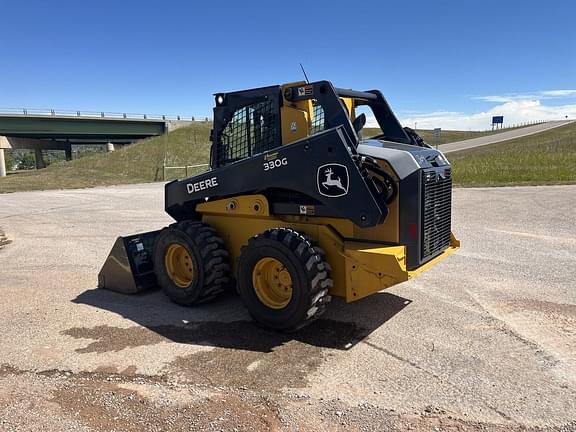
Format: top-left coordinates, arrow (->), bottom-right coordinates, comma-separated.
211,86 -> 282,168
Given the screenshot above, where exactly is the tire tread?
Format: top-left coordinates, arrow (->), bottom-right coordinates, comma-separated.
238,227 -> 332,330
155,220 -> 231,305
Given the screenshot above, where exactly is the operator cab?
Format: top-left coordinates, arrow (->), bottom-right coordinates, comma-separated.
210,81 -> 431,170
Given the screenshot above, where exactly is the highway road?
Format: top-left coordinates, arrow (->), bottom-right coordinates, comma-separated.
0,184 -> 575,431
439,120 -> 574,154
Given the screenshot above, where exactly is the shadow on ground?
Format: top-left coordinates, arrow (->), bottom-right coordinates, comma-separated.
71,288 -> 411,354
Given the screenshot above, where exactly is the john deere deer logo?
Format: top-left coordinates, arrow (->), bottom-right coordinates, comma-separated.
317,163 -> 349,197
322,168 -> 346,192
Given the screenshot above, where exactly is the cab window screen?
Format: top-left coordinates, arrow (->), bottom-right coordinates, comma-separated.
217,99 -> 277,166
309,101 -> 326,135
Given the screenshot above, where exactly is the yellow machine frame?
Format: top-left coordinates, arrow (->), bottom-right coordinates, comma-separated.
280,81 -> 357,145
198,195 -> 459,303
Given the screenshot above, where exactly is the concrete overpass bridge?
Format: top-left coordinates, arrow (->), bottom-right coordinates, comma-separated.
0,109 -> 195,176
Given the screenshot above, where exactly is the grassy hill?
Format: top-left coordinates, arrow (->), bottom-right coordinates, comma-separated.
0,123 -> 212,193
1,122 -> 573,193
362,127 -> 519,145
449,121 -> 576,186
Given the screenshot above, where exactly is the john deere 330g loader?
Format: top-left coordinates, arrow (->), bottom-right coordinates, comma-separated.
99,80 -> 459,331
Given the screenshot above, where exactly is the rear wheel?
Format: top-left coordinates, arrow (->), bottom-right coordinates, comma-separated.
153,221 -> 231,305
237,228 -> 332,331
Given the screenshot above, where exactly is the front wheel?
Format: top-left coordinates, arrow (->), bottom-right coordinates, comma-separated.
237,228 -> 332,331
153,221 -> 231,305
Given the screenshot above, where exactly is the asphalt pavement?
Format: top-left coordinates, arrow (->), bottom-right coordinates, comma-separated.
0,183 -> 575,431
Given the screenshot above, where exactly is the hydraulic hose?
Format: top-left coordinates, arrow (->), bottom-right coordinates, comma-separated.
354,155 -> 398,205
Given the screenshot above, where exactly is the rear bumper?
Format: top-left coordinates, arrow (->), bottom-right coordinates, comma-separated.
337,232 -> 459,302
408,233 -> 460,279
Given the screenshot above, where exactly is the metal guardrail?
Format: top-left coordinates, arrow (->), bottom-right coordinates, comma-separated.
0,107 -> 212,122
163,163 -> 209,180
488,120 -> 546,131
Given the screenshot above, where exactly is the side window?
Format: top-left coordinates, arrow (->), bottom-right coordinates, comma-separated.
218,100 -> 277,166
309,100 -> 326,135
354,105 -> 374,142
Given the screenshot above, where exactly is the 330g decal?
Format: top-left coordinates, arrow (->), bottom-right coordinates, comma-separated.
263,156 -> 288,171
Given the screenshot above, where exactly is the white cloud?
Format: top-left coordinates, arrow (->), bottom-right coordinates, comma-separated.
399,100 -> 576,131
540,89 -> 576,98
473,89 -> 576,103
363,89 -> 576,131
473,95 -> 520,103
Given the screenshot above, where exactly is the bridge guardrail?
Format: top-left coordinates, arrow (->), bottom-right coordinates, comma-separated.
0,107 -> 212,122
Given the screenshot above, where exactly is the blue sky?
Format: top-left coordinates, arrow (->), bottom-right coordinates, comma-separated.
1,0 -> 574,130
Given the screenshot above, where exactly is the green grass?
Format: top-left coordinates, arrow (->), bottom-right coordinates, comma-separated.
362,127 -> 523,145
0,123 -> 212,193
449,122 -> 576,187
1,121 -> 574,193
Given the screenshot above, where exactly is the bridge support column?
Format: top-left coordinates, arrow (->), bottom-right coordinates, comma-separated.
106,142 -> 115,152
0,148 -> 6,177
65,146 -> 72,161
35,148 -> 46,169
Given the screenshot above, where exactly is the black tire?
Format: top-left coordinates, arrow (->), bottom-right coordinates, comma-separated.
153,221 -> 231,305
237,228 -> 332,331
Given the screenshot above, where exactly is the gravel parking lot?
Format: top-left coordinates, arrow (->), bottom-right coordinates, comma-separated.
0,183 -> 575,431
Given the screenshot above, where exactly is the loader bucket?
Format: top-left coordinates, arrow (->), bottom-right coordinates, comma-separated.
98,230 -> 161,294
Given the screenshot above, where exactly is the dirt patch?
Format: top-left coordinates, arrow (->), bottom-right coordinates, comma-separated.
51,376 -> 283,432
170,338 -> 326,390
285,397 -> 576,432
1,367 -> 575,431
47,375 -> 576,432
508,299 -> 576,320
480,297 -> 576,384
94,364 -> 139,375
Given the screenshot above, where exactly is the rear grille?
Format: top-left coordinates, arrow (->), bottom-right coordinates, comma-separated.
421,168 -> 452,261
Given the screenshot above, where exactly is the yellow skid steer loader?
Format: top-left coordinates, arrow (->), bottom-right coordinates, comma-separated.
99,80 -> 459,331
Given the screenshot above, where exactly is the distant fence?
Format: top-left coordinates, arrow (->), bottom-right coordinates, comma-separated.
0,107 -> 212,122
162,163 -> 209,181
488,120 -> 546,131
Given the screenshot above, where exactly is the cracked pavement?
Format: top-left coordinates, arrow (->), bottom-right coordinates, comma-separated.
0,183 -> 575,431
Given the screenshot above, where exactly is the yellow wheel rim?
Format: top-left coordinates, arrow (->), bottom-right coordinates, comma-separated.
164,243 -> 194,288
252,257 -> 293,309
